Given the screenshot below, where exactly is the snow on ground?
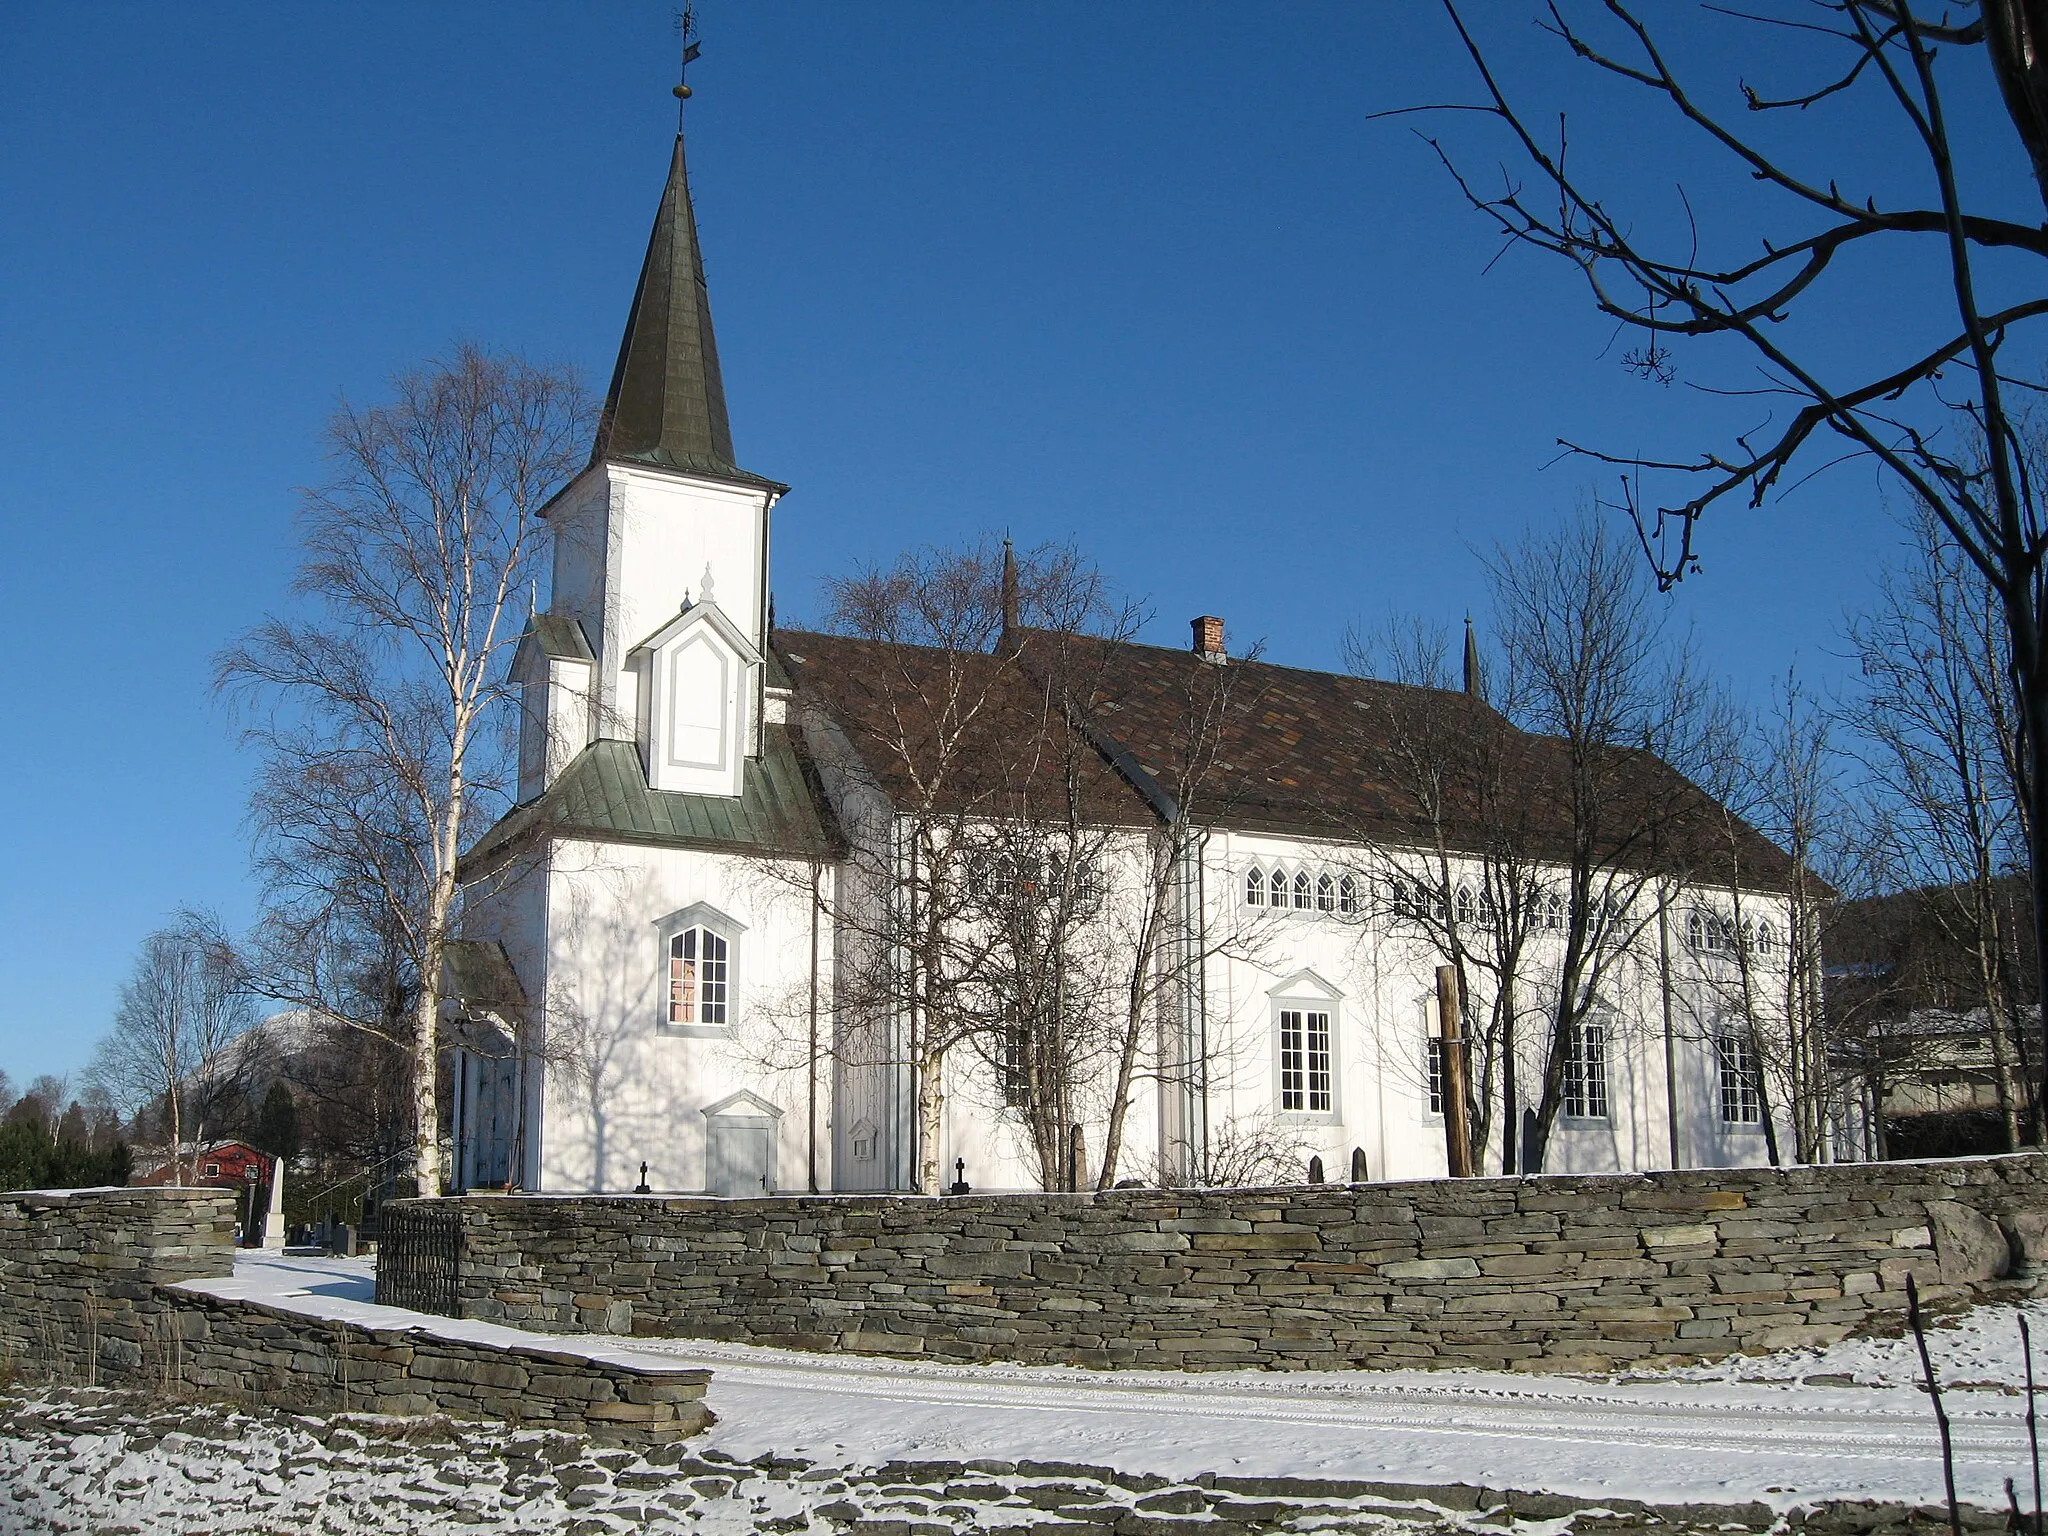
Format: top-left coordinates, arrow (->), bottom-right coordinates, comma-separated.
204,1252 -> 2048,1513
2,1388 -> 1883,1536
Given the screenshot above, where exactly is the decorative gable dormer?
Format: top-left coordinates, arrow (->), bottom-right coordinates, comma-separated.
630,595 -> 759,798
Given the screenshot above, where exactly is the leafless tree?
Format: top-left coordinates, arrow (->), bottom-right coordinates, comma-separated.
775,538 -> 1274,1192
790,539 -> 1119,1192
218,344 -> 593,1195
1486,514 -> 1717,1170
1063,625 -> 1280,1190
1687,673 -> 1852,1162
1342,618 -> 1552,1175
4,1074 -> 70,1136
1422,0 -> 2048,1117
90,913 -> 256,1183
1846,503 -> 2038,1144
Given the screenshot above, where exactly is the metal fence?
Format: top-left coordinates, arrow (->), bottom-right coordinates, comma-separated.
375,1203 -> 465,1317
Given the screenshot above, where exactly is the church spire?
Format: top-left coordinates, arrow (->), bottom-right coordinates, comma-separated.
593,106 -> 773,487
1463,615 -> 1484,700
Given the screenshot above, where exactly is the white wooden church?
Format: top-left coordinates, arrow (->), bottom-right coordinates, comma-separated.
449,116 -> 1814,1199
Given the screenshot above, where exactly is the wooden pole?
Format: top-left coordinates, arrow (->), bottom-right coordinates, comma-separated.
1437,964 -> 1474,1178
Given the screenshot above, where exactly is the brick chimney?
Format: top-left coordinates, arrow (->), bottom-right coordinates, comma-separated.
1191,615 -> 1226,663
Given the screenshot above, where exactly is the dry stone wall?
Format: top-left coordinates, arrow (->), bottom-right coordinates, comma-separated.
0,1186 -> 711,1444
383,1154 -> 2048,1373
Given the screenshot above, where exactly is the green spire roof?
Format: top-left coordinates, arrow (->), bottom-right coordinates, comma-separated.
593,133 -> 780,489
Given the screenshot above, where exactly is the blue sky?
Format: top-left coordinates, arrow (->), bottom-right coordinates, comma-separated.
0,5 -> 2029,1086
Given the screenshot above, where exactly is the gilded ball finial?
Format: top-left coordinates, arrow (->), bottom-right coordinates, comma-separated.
673,83 -> 693,100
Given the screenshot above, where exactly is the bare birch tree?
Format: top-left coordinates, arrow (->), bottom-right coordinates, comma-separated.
1487,515 -> 1714,1170
218,344 -> 592,1195
91,913 -> 256,1184
1688,674 -> 1848,1163
1422,0 -> 2048,1117
788,539 -> 1118,1192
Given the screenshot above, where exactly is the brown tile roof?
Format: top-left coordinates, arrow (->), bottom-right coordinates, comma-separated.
772,629 -> 1155,828
777,627 -> 1800,892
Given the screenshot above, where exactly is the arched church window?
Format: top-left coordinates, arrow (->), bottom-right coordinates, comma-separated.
1268,869 -> 1289,906
1292,871 -> 1313,910
669,926 -> 729,1026
1245,867 -> 1266,906
1338,874 -> 1361,914
1317,873 -> 1337,912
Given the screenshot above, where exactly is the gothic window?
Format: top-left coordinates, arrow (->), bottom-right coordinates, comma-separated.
1562,1020 -> 1608,1119
1245,867 -> 1266,906
986,852 -> 1018,904
1317,873 -> 1337,912
1718,1030 -> 1762,1124
1542,890 -> 1566,930
1268,868 -> 1289,906
668,926 -> 729,1027
1292,871 -> 1313,910
1454,884 -> 1478,927
1687,908 -> 1731,953
1753,920 -> 1776,956
1338,874 -> 1360,915
849,1120 -> 878,1161
1278,1008 -> 1333,1114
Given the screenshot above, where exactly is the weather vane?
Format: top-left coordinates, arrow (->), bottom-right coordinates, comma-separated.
673,5 -> 701,127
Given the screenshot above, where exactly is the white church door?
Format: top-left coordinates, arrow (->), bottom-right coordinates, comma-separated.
702,1091 -> 778,1197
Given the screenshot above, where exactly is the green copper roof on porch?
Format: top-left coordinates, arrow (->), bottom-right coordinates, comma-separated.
592,130 -> 781,490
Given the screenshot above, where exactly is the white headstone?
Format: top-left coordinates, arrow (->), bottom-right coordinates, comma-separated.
261,1156 -> 287,1250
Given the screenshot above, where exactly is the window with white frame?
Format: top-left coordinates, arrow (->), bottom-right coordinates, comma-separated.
1268,868 -> 1288,906
1543,890 -> 1566,930
1717,1028 -> 1762,1124
1561,1020 -> 1608,1118
1278,1007 -> 1333,1113
1426,1036 -> 1448,1116
1245,867 -> 1266,906
667,926 -> 729,1027
1338,873 -> 1361,914
1317,873 -> 1337,912
1753,919 -> 1776,956
1291,870 -> 1312,910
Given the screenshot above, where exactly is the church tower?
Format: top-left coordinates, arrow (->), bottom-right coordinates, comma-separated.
518,119 -> 787,803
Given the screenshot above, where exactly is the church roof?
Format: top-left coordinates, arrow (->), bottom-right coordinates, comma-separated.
777,627 -> 1803,893
773,630 -> 1160,829
592,133 -> 783,492
460,728 -> 837,875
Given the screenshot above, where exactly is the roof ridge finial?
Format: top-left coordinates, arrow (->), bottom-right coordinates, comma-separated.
672,4 -> 701,128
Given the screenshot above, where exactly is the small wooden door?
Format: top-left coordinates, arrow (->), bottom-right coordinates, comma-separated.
706,1118 -> 772,1196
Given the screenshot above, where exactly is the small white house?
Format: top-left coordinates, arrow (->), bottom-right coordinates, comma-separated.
450,120 -> 1809,1197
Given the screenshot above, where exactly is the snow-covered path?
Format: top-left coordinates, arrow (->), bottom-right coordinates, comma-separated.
633,1330 -> 2035,1509
229,1252 -> 2048,1510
